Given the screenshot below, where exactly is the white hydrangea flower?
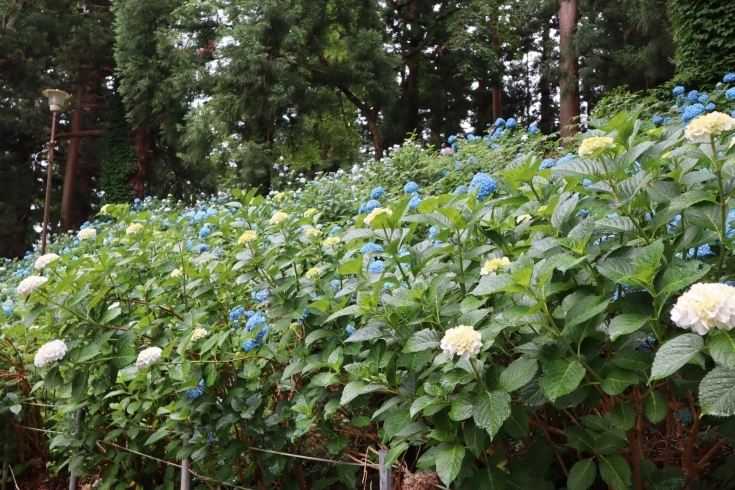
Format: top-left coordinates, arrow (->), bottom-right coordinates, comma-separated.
191,328 -> 208,341
136,346 -> 163,369
126,223 -> 143,235
17,276 -> 48,297
671,283 -> 735,335
34,339 -> 67,367
77,228 -> 97,240
34,253 -> 60,270
270,211 -> 289,224
685,112 -> 735,141
440,325 -> 483,360
480,257 -> 510,275
171,269 -> 183,278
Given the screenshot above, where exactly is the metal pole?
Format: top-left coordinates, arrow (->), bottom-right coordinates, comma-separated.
68,409 -> 84,490
180,438 -> 190,490
1,418 -> 11,490
379,449 -> 392,490
41,111 -> 58,255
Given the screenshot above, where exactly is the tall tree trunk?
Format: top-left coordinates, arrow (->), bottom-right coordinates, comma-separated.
491,35 -> 502,121
60,70 -> 86,232
367,112 -> 383,160
132,128 -> 148,199
559,0 -> 580,143
539,18 -> 552,134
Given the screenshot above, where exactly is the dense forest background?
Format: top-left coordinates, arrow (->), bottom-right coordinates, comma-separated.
1,0 -> 734,258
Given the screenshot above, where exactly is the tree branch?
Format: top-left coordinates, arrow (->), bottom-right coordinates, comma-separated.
35,129 -> 104,146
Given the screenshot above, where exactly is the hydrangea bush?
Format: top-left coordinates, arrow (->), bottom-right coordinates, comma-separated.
3,78 -> 735,490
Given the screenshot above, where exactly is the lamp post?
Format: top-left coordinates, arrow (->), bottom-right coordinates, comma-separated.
40,89 -> 71,255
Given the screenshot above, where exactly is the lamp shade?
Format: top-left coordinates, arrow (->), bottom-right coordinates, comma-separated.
41,89 -> 71,112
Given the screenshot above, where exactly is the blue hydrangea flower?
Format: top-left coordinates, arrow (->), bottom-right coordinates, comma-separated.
687,90 -> 699,101
726,88 -> 735,99
494,118 -> 506,127
358,200 -> 381,215
230,306 -> 245,322
206,432 -> 216,445
2,299 -> 13,316
345,325 -> 356,336
726,209 -> 735,237
453,185 -> 468,196
664,117 -> 671,125
490,127 -> 504,140
408,195 -> 422,210
652,115 -> 664,126
558,153 -> 575,165
724,73 -> 735,83
454,161 -> 462,170
428,226 -> 439,239
252,290 -> 269,302
669,215 -> 681,231
331,279 -> 341,291
382,282 -> 396,290
244,310 -> 256,318
246,311 -> 266,331
682,103 -> 705,123
528,124 -> 539,134
195,244 -> 209,254
403,181 -> 419,194
505,118 -> 517,129
469,173 -> 498,201
360,242 -> 384,254
242,340 -> 260,352
329,226 -> 342,236
199,225 -> 211,239
186,379 -> 205,399
371,187 -> 385,199
688,244 -> 713,258
368,259 -> 384,274
697,93 -> 709,103
672,86 -> 685,96
255,325 -> 268,342
635,335 -> 657,354
540,158 -> 556,169
679,409 -> 693,426
448,135 -> 457,144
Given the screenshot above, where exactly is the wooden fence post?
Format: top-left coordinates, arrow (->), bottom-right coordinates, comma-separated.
379,449 -> 392,490
68,409 -> 84,490
180,438 -> 190,490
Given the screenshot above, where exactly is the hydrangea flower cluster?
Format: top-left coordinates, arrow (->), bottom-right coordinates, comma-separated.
34,253 -> 59,270
270,211 -> 289,225
578,136 -> 615,157
670,283 -> 735,335
77,228 -> 96,240
252,289 -> 269,302
364,208 -> 392,225
540,158 -> 556,169
136,346 -> 163,369
360,242 -> 384,254
403,181 -> 419,194
368,259 -> 384,274
305,267 -> 321,279
186,379 -> 205,399
684,111 -> 735,141
126,223 -> 143,235
370,187 -> 385,199
481,257 -> 510,275
34,339 -> 67,367
358,200 -> 381,215
190,328 -> 208,341
238,230 -> 257,244
323,236 -> 340,247
468,173 -> 497,201
440,325 -> 482,360
17,276 -> 47,297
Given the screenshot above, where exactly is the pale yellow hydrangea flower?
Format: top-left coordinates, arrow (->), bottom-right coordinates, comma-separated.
126,223 -> 143,235
171,269 -> 183,278
480,257 -> 510,275
100,204 -> 111,215
238,230 -> 257,244
516,214 -> 532,224
304,228 -> 319,238
305,267 -> 321,279
78,228 -> 96,240
270,212 -> 289,225
364,207 -> 393,225
190,328 -> 208,341
578,136 -> 615,157
323,236 -> 340,247
440,325 -> 483,360
274,192 -> 285,200
729,136 -> 735,149
304,208 -> 318,218
670,283 -> 735,335
684,112 -> 735,141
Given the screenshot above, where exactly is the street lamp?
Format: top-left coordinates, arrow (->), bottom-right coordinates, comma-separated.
40,89 -> 71,254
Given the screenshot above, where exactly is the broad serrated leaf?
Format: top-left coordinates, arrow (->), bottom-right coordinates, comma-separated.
436,443 -> 465,486
601,367 -> 639,395
471,274 -> 516,296
650,334 -> 704,380
599,455 -> 632,490
608,314 -> 649,341
538,359 -> 586,402
498,358 -> 538,392
567,458 -> 597,490
472,391 -> 511,440
611,402 -> 636,431
700,366 -> 735,416
403,329 -> 441,353
552,195 -> 579,229
644,390 -> 668,423
564,425 -> 596,454
708,330 -> 735,369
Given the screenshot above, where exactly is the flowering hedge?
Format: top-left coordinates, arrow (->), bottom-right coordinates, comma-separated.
3,76 -> 735,490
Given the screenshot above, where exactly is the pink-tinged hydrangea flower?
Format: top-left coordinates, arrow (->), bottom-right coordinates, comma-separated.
670,283 -> 735,335
17,276 -> 48,297
34,340 -> 67,367
34,253 -> 59,270
136,346 -> 163,369
440,325 -> 483,360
